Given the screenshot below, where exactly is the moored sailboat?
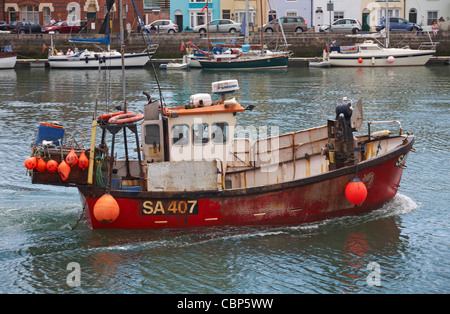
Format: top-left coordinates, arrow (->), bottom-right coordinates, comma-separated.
48,0 -> 157,69
0,44 -> 16,69
323,0 -> 437,67
197,0 -> 291,70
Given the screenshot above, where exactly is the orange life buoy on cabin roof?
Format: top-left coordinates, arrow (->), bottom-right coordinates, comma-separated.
108,112 -> 144,124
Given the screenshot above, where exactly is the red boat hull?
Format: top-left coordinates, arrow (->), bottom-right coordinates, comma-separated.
80,137 -> 413,229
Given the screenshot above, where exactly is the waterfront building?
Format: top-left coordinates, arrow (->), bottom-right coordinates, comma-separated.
1,0 -> 149,33
268,0 -> 312,27
170,0 -> 221,31
312,0 -> 361,32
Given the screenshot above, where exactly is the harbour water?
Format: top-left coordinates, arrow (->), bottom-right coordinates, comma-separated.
0,65 -> 449,294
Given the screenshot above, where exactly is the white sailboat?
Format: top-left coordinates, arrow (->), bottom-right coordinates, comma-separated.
325,0 -> 436,67
48,0 -> 157,69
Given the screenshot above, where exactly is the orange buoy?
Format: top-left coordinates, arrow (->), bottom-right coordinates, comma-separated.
65,148 -> 79,167
358,57 -> 363,64
93,194 -> 120,224
36,156 -> 47,172
46,159 -> 59,172
58,160 -> 71,181
24,156 -> 37,170
78,151 -> 89,170
345,176 -> 368,204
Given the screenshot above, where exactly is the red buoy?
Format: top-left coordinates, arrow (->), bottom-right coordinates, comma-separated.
93,194 -> 120,224
358,57 -> 363,64
345,177 -> 367,204
66,148 -> 79,167
46,159 -> 59,172
78,151 -> 89,170
24,156 -> 37,170
58,160 -> 71,181
36,156 -> 47,172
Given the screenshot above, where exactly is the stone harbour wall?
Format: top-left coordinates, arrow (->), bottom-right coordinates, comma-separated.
1,31 -> 449,59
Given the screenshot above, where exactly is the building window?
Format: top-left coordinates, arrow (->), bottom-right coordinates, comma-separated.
190,10 -> 212,28
376,8 -> 399,25
334,11 -> 344,21
427,11 -> 438,25
222,10 -> 231,20
43,7 -> 51,25
144,0 -> 159,10
19,5 -> 39,23
236,10 -> 255,24
286,11 -> 298,17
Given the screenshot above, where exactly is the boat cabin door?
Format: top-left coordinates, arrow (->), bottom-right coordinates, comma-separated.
141,120 -> 165,163
141,99 -> 166,163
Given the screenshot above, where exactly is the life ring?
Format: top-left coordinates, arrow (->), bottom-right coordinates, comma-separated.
108,112 -> 144,124
97,111 -> 126,122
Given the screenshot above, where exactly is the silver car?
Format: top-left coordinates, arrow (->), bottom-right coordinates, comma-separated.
145,20 -> 178,33
193,19 -> 241,34
319,18 -> 362,34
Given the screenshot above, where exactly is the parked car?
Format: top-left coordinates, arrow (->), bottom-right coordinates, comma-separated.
7,21 -> 42,34
144,20 -> 178,33
0,21 -> 8,31
41,21 -> 81,34
376,17 -> 423,32
319,18 -> 362,34
264,16 -> 307,33
193,19 -> 241,34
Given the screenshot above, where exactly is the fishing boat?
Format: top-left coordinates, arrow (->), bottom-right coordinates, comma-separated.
48,0 -> 157,69
26,75 -> 415,229
24,0 -> 414,230
0,45 -> 17,69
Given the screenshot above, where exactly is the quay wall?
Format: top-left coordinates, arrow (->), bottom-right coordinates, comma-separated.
1,31 -> 449,59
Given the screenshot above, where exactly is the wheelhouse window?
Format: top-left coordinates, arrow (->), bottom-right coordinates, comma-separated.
212,122 -> 228,144
192,123 -> 209,145
172,124 -> 190,146
145,124 -> 160,146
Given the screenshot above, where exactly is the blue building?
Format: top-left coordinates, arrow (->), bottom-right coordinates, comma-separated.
171,0 -> 221,32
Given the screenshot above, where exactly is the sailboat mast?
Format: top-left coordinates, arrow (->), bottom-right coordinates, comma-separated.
207,3 -> 210,59
260,0 -> 264,54
385,0 -> 389,47
245,0 -> 249,45
119,0 -> 126,112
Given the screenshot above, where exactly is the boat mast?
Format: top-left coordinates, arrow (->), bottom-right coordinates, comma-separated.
245,0 -> 249,45
206,2 -> 210,59
260,0 -> 264,54
385,0 -> 389,48
119,0 -> 126,112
